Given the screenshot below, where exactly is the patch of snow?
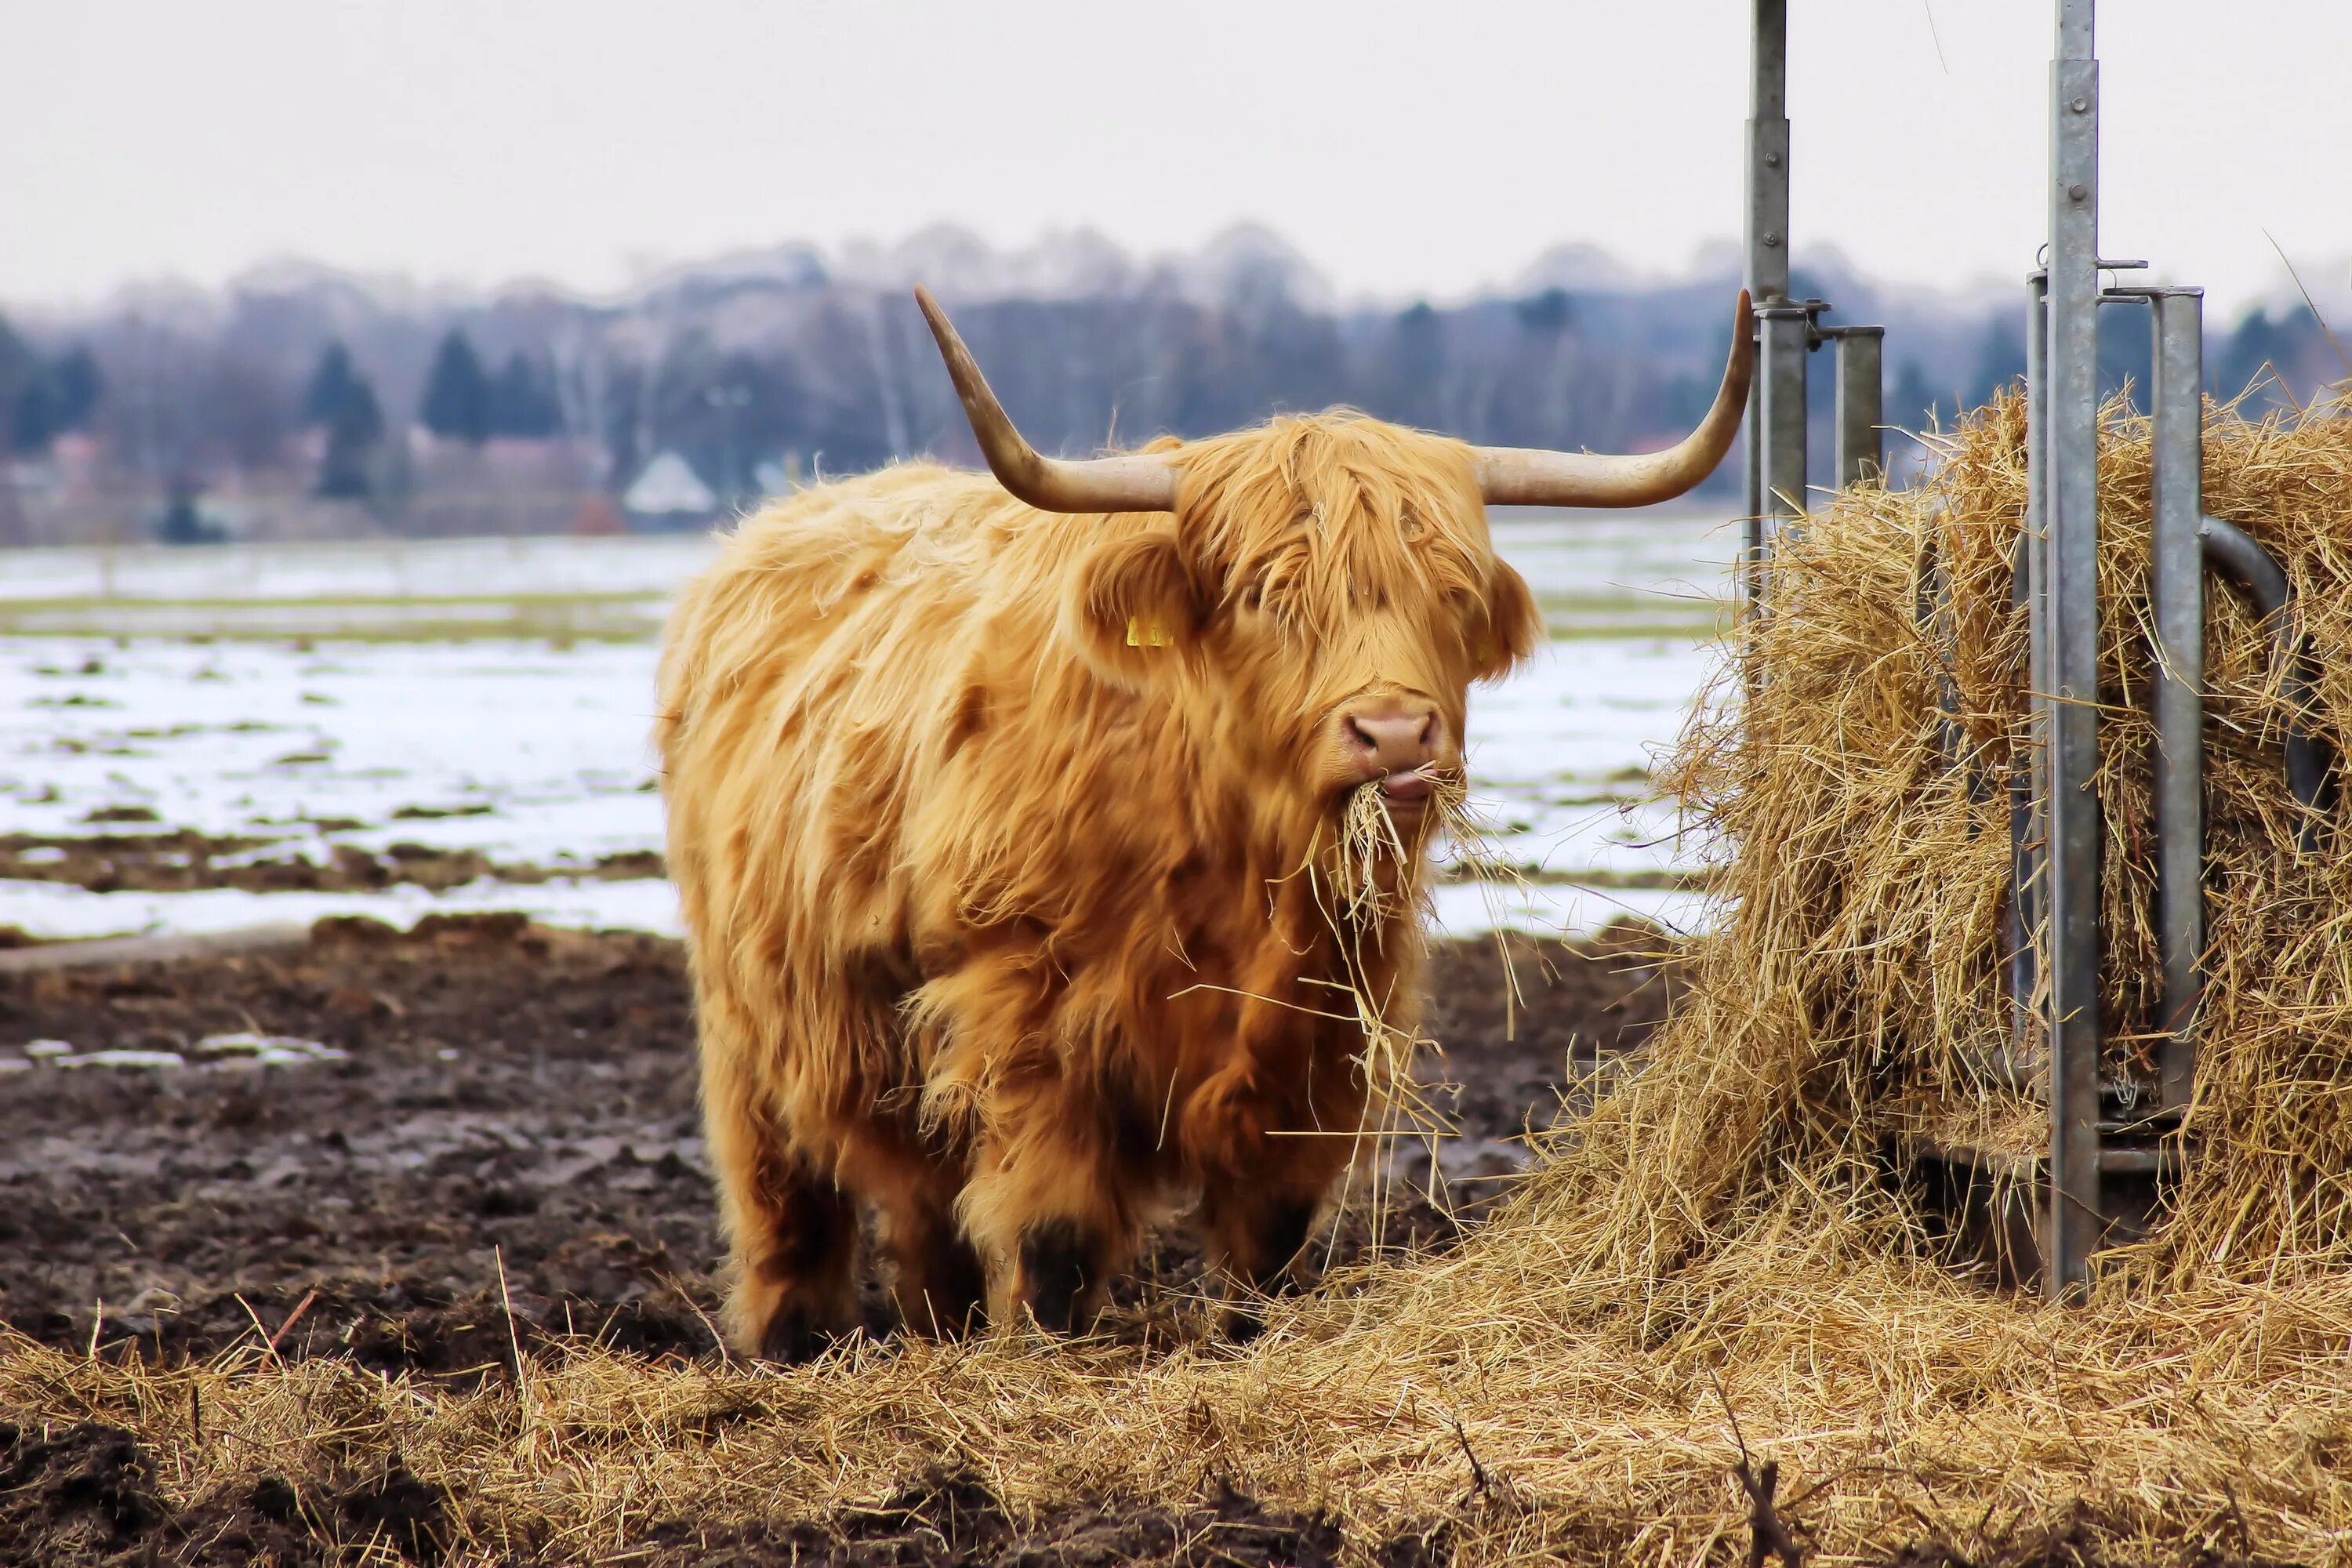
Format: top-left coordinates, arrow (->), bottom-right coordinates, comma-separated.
194,1032 -> 348,1064
2,512 -> 1740,942
59,1049 -> 187,1070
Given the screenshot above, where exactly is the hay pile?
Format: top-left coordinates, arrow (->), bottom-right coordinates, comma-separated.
14,396 -> 2352,1566
1669,388 -> 2352,1280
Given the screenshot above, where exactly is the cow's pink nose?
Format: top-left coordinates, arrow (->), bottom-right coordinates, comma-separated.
1342,706 -> 1442,777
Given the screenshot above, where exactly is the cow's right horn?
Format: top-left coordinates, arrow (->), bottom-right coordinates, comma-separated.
1473,290 -> 1755,509
914,287 -> 1178,515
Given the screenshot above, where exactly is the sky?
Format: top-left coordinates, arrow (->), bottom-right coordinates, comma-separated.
5,0 -> 2350,318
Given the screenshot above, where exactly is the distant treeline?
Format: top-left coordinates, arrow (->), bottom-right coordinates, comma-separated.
1,234 -> 2342,534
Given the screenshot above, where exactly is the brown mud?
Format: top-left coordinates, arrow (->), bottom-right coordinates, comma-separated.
0,830 -> 1688,901
0,829 -> 663,897
0,914 -> 1674,1564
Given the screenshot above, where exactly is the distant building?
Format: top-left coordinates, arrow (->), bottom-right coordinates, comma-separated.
623,450 -> 717,526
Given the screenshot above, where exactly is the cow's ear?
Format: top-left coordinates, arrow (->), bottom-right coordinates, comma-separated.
1474,561 -> 1543,679
1065,528 -> 1209,685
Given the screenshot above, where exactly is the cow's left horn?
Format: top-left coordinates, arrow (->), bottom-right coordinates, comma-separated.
914,287 -> 1178,515
1473,290 -> 1755,508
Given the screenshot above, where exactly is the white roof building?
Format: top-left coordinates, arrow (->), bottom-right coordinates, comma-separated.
623,450 -> 717,516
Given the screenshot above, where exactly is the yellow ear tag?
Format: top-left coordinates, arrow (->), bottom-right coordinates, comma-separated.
1125,615 -> 1173,648
1472,633 -> 1497,664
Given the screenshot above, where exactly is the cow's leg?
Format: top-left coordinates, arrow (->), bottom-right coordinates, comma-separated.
702,1044 -> 859,1362
1197,1183 -> 1326,1342
857,1144 -> 987,1339
740,1149 -> 861,1363
1176,1057 -> 1347,1340
960,1118 -> 1129,1336
891,1210 -> 987,1340
1009,1213 -> 1113,1334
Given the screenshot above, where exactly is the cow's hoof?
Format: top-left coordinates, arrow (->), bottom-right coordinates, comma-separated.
757,1305 -> 831,1365
1017,1218 -> 1094,1334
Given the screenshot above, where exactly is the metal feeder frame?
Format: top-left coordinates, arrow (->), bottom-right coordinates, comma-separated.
1740,0 -> 2334,1297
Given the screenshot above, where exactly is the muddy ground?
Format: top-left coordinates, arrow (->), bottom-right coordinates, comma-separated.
0,827 -> 662,898
0,915 -> 1675,1364
0,827 -> 1680,902
0,914 -> 1675,1564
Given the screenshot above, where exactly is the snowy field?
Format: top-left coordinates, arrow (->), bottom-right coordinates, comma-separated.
0,513 -> 1737,943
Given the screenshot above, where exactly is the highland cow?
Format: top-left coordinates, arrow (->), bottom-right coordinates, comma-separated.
655,287 -> 1753,1359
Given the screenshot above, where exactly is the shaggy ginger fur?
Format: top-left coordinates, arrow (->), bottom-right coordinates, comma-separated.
655,414 -> 1541,1357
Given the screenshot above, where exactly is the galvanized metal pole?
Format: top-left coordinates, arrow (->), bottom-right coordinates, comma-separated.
1744,0 -> 1798,604
1758,305 -> 1811,515
2042,0 -> 2105,1297
1745,0 -> 1790,314
1832,328 -> 1885,487
2148,289 -> 2206,1112
1745,382 -> 1766,587
2009,273 -> 2050,1083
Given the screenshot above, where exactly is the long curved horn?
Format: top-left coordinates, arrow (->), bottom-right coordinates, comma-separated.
1474,290 -> 1755,508
914,286 -> 1178,514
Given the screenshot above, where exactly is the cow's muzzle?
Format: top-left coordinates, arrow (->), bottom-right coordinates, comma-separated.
1339,700 -> 1450,814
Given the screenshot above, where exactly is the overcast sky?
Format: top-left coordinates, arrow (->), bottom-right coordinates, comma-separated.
5,1 -> 2349,317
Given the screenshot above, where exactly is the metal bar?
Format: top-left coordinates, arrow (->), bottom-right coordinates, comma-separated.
2010,275 -> 2050,1078
2057,0 -> 2092,61
1915,541 -> 1964,771
1833,327 -> 1885,487
2199,517 -> 2336,844
2148,289 -> 2206,1112
1745,0 -> 1801,601
1747,0 -> 1791,308
2042,0 -> 2105,1298
2198,517 -> 2288,608
1758,305 -> 1812,519
1745,376 -> 1766,609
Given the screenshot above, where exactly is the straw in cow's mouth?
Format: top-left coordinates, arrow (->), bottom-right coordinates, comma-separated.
1329,770 -> 1468,917
1283,770 -> 1520,1260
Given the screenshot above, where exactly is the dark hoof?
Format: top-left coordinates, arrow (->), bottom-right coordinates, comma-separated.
1018,1218 -> 1094,1334
897,1289 -> 985,1341
757,1305 -> 831,1365
895,1241 -> 988,1339
1247,1199 -> 1316,1293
